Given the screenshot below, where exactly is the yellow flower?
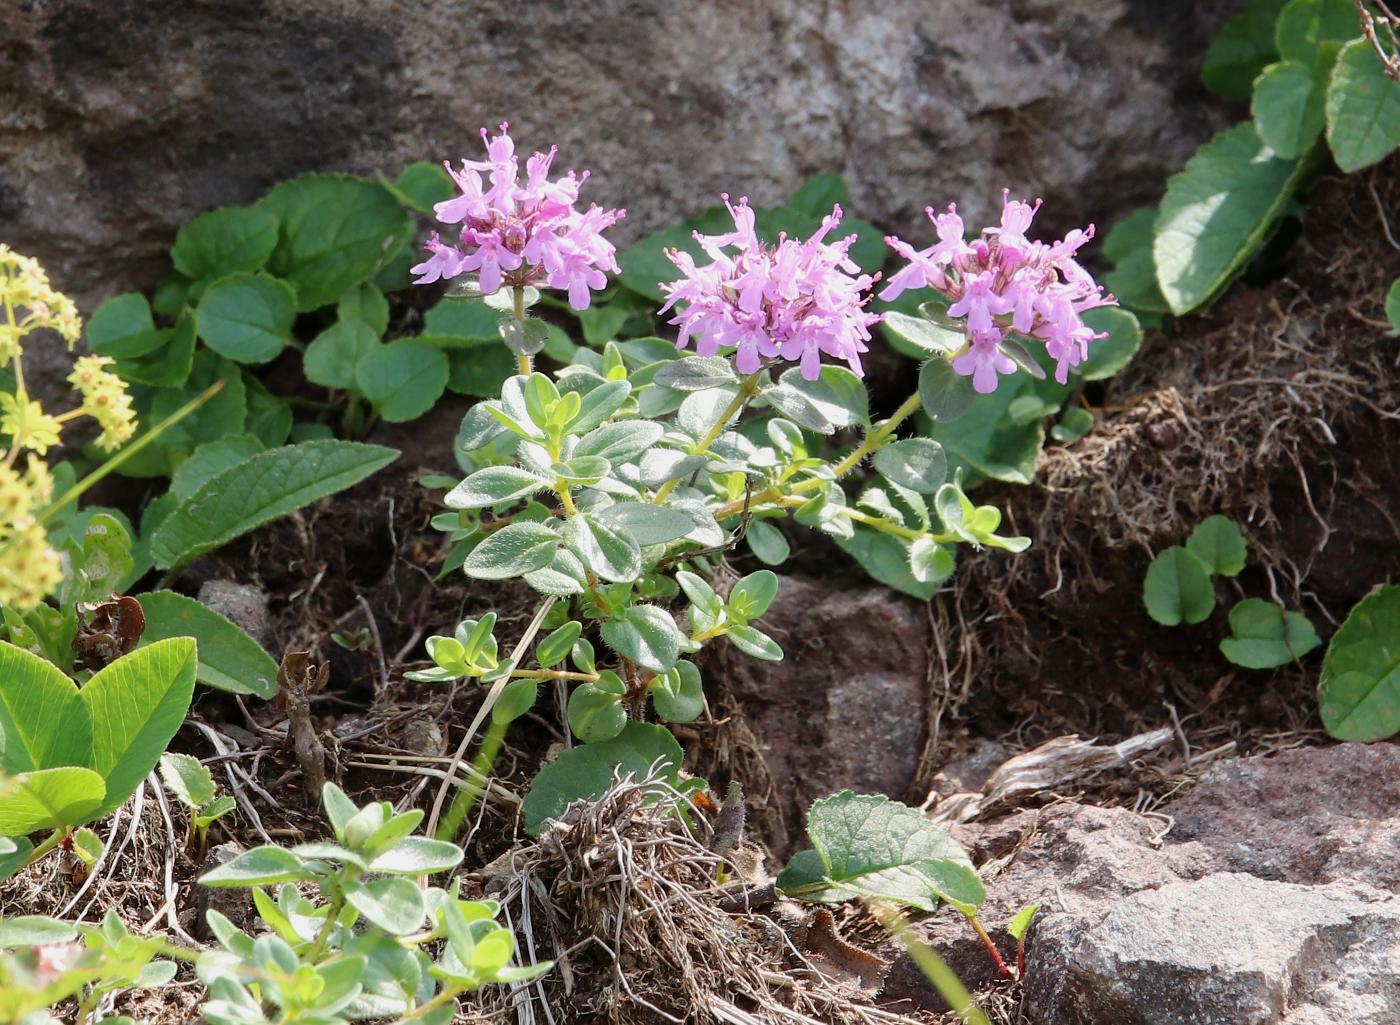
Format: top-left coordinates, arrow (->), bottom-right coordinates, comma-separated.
0,523 -> 62,610
0,465 -> 32,526
0,393 -> 63,454
23,460 -> 53,507
69,355 -> 137,450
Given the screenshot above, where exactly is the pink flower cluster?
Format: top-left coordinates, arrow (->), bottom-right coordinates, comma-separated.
882,193 -> 1115,393
412,124 -> 625,310
658,198 -> 879,381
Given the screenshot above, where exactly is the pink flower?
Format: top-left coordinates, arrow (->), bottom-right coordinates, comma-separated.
413,123 -> 624,311
658,197 -> 880,381
883,193 -> 1115,390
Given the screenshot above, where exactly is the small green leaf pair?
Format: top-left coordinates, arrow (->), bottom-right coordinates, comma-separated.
677,569 -> 785,663
1143,515 -> 1248,626
406,614 -> 502,683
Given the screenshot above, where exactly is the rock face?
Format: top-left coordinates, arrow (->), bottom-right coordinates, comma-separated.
720,574 -> 930,856
881,743 -> 1400,1025
1,0 -> 1239,308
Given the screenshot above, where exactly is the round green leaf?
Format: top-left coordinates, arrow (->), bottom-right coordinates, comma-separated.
567,683 -> 627,743
304,321 -> 379,390
159,752 -> 217,809
1220,598 -> 1321,669
1078,307 -> 1144,381
1143,546 -> 1216,626
600,605 -> 684,674
1318,584 -> 1400,740
195,273 -> 297,364
1253,60 -> 1326,159
172,206 -> 279,281
87,293 -> 165,359
1186,515 -> 1248,576
356,339 -> 450,422
651,661 -> 704,723
918,358 -> 975,423
746,519 -> 791,566
337,282 -> 390,335
0,767 -> 106,834
873,437 -> 947,493
1326,38 -> 1400,172
344,877 -> 425,935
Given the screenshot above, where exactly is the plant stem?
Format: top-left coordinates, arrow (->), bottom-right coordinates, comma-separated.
653,370 -> 763,504
395,985 -> 461,1024
711,388 -> 924,521
435,715 -> 508,841
305,885 -> 345,962
38,379 -> 225,525
513,284 -> 531,376
510,668 -> 598,681
878,908 -> 990,1025
772,494 -> 955,544
21,827 -> 69,870
966,914 -> 1012,977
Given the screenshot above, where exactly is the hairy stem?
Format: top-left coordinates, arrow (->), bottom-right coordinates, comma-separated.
513,283 -> 531,376
653,370 -> 763,504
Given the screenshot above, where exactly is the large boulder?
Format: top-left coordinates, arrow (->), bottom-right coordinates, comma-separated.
2,0 -> 1239,308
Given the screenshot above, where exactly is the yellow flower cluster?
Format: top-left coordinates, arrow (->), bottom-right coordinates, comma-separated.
0,247 -> 136,610
68,355 -> 137,451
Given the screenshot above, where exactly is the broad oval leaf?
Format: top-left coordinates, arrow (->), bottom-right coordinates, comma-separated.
575,420 -> 665,463
195,273 -> 297,364
1319,584 -> 1400,741
1077,307 -> 1144,381
87,293 -> 165,359
259,175 -> 412,311
652,356 -> 738,392
172,206 -> 279,281
595,502 -> 695,546
304,321 -> 379,390
1142,546 -> 1216,626
1186,515 -> 1248,577
159,752 -> 217,809
82,637 -> 198,818
1220,598 -> 1321,669
1202,0 -> 1288,100
200,845 -> 313,887
1325,38 -> 1400,172
150,441 -> 399,570
564,514 -> 643,582
445,466 -> 550,510
650,661 -> 705,723
918,358 -> 975,423
464,522 -> 560,580
873,438 -> 947,494
344,877 -> 426,936
567,683 -> 628,743
356,340 -> 450,423
1252,60 -> 1326,158
133,590 -> 279,699
600,605 -> 685,674
1154,123 -> 1306,314
777,366 -> 870,428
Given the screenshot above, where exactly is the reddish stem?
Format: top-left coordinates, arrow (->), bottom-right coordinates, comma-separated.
967,915 -> 1013,978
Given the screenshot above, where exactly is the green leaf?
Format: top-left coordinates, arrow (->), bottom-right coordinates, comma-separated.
873,438 -> 947,493
746,519 -> 791,566
366,835 -> 464,875
259,174 -> 412,311
1007,904 -> 1040,942
0,838 -> 32,884
918,358 -> 975,423
1387,277 -> 1400,333
0,915 -> 79,949
498,318 -> 551,357
463,522 -> 560,580
1325,38 -> 1400,171
169,435 -> 266,502
1253,60 -> 1327,158
835,528 -> 941,600
536,621 -> 583,669
0,642 -> 92,774
159,752 -> 217,809
567,683 -> 627,743
882,312 -> 964,358
1318,585 -> 1400,740
1154,123 -> 1307,315
521,722 -> 686,834
422,298 -> 506,342
357,339 -> 450,422
651,661 -> 704,723
344,877 -> 425,935
595,503 -> 695,546
653,356 -> 738,392
445,344 -> 516,398
1102,210 -> 1171,316
727,624 -> 784,662
0,767 -> 106,834
133,590 -> 279,699
777,791 -> 979,913
200,845 -> 312,886
564,514 -> 643,582
601,605 -> 684,674
151,440 -> 398,569
172,206 -> 279,281
1202,0 -> 1289,99
575,420 -> 664,463
1077,307 -> 1144,381
386,160 -> 455,213
1220,598 -> 1321,668
444,466 -> 550,510
72,826 -> 104,867
87,293 -> 165,359
304,321 -> 379,390
81,638 -> 197,818
1186,515 -> 1248,576
337,282 -> 391,335
195,273 -> 297,364
1050,405 -> 1095,443
243,374 -> 291,448
909,537 -> 956,585
728,570 -> 779,620
777,366 -> 870,429
1143,546 -> 1217,626
1277,0 -> 1363,67
789,174 -> 851,216
67,512 -> 134,603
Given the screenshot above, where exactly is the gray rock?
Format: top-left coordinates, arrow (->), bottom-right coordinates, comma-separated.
197,579 -> 273,648
721,574 -> 929,855
1028,874 -> 1400,1025
2,0 -> 1238,318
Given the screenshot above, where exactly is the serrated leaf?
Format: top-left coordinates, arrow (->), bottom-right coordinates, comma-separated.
1143,546 -> 1216,626
87,293 -> 165,359
81,638 -> 198,817
305,321 -> 379,390
337,281 -> 391,334
1202,0 -> 1289,99
259,175 -> 412,311
1253,60 -> 1327,158
1325,38 -> 1400,171
159,752 -> 217,809
1277,0 -> 1360,67
133,590 -> 279,698
172,206 -> 279,280
170,435 -> 266,502
521,722 -> 687,834
1318,585 -> 1400,740
195,273 -> 297,364
1154,123 -> 1307,314
357,339 -> 450,422
151,441 -> 399,569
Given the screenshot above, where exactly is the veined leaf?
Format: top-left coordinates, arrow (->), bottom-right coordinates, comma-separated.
133,590 -> 279,699
0,642 -> 91,774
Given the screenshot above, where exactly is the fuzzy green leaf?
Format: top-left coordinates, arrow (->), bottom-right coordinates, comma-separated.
134,591 -> 279,698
